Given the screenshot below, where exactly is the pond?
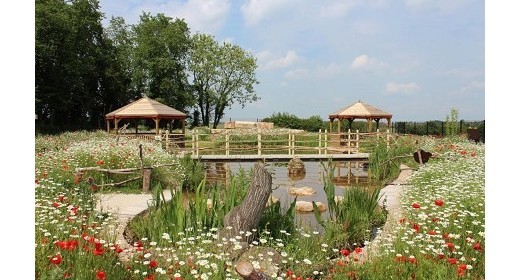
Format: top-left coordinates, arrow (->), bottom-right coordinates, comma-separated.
203,160 -> 376,230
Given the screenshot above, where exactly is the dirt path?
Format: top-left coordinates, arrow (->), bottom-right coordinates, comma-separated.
94,190 -> 173,260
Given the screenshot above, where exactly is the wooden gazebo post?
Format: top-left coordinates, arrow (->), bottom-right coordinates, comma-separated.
106,120 -> 110,133
154,118 -> 160,135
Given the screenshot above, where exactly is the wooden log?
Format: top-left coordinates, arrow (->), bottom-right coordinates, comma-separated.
235,261 -> 270,280
221,162 -> 272,243
142,168 -> 153,193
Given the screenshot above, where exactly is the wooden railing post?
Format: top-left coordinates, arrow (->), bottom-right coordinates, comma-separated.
356,129 -> 360,152
286,133 -> 289,155
195,130 -> 200,157
324,129 -> 328,155
257,130 -> 261,155
347,129 -> 351,154
377,128 -> 380,139
318,129 -> 322,155
165,130 -> 170,152
191,131 -> 195,156
386,129 -> 390,149
225,129 -> 230,156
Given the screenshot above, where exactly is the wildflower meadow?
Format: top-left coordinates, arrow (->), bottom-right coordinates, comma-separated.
31,131 -> 486,279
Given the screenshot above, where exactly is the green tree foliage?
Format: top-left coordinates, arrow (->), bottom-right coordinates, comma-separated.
262,112 -> 325,132
36,0 -> 136,132
445,107 -> 459,137
36,0 -> 105,130
132,13 -> 193,111
189,34 -> 259,128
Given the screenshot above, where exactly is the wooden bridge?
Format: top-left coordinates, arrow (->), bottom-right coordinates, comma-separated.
116,128 -> 394,162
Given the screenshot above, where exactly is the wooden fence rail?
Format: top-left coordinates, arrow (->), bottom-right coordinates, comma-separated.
153,129 -> 394,157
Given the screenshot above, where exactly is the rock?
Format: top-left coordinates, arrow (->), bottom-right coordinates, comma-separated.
288,187 -> 317,196
236,246 -> 282,277
295,201 -> 326,213
287,157 -> 305,176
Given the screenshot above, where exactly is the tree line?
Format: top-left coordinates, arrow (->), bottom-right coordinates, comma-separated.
36,0 -> 259,133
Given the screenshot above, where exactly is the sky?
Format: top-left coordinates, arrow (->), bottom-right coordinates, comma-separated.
97,0 -> 485,122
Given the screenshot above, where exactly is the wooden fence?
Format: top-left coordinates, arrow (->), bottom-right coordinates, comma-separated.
151,129 -> 394,157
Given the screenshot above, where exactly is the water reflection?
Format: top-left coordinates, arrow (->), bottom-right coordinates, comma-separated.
203,160 -> 372,230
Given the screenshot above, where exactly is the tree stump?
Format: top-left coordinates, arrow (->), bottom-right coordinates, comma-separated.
235,261 -> 270,280
221,162 -> 272,243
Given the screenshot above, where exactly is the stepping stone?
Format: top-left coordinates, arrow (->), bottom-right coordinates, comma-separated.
288,187 -> 317,196
295,201 -> 326,213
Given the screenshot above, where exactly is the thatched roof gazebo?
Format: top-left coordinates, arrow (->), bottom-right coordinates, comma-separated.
105,97 -> 187,135
328,100 -> 392,133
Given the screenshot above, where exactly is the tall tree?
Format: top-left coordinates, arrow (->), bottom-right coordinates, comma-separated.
189,34 -> 259,128
36,0 -> 106,131
132,13 -> 193,112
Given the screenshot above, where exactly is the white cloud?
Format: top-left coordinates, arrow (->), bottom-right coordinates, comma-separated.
351,54 -> 386,70
404,0 -> 472,14
384,82 -> 421,94
257,50 -> 301,70
284,68 -> 310,80
240,0 -> 297,26
451,81 -> 484,97
176,0 -> 231,33
99,0 -> 230,33
318,1 -> 357,19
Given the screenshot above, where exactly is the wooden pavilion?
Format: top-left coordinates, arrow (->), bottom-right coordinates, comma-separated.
328,100 -> 392,133
105,97 -> 187,135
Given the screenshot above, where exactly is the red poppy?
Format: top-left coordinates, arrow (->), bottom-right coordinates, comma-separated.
286,269 -> 293,277
56,240 -> 78,251
96,271 -> 106,280
434,199 -> 444,207
49,254 -> 62,265
470,152 -> 476,157
113,245 -> 124,253
457,264 -> 467,276
428,230 -> 436,235
438,253 -> 445,260
337,260 -> 345,266
340,248 -> 350,256
144,274 -> 155,280
58,195 -> 65,202
399,218 -> 406,224
431,217 -> 440,222
447,258 -> 457,265
395,255 -> 406,262
96,160 -> 105,166
412,202 -> 421,209
149,260 -> 158,269
346,271 -> 357,279
412,223 -> 420,233
74,175 -> 82,184
473,242 -> 482,251
52,202 -> 60,208
408,256 -> 417,264
354,247 -> 362,254
446,242 -> 454,252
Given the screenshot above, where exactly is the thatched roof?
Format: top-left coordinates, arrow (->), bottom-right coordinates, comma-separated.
105,97 -> 187,120
329,100 -> 392,120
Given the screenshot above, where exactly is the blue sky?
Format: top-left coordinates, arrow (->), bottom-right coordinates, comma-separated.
98,0 -> 485,122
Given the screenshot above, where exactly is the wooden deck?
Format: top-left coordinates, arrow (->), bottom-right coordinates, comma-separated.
192,153 -> 370,162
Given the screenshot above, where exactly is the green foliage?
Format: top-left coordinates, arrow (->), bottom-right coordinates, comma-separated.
445,107 -> 459,137
258,197 -> 297,241
263,112 -> 326,132
132,13 -> 193,111
368,137 -> 417,184
189,33 -> 259,128
179,154 -> 205,192
314,161 -> 387,249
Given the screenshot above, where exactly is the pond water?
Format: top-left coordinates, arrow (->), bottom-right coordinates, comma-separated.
203,160 -> 375,231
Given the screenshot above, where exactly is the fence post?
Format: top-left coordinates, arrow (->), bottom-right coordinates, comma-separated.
386,129 -> 390,149
257,130 -> 261,155
356,129 -> 360,152
292,133 -> 295,155
347,129 -> 351,154
288,132 -> 291,155
195,130 -> 199,157
377,128 -> 380,139
225,129 -> 230,156
165,130 -> 170,152
318,129 -> 322,155
324,130 -> 328,155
